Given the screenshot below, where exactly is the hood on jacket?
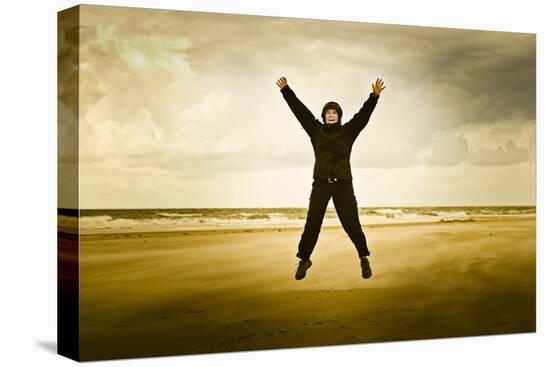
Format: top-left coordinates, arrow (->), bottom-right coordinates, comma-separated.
322,101 -> 343,125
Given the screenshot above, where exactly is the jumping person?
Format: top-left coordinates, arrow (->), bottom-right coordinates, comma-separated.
276,76 -> 385,280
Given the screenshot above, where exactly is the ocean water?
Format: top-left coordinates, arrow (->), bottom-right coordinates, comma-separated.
58,206 -> 536,234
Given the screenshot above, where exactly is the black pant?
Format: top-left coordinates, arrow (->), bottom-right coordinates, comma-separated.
297,178 -> 370,261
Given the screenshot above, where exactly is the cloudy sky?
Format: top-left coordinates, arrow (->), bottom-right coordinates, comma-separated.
68,4 -> 535,208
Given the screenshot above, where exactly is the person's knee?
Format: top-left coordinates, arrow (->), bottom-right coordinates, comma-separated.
344,223 -> 364,237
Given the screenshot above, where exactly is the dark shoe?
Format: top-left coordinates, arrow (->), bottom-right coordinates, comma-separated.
295,259 -> 312,280
360,257 -> 372,279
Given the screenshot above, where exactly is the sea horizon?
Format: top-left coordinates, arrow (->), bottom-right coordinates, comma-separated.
58,206 -> 536,234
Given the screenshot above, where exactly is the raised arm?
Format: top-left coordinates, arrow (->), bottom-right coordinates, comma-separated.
346,78 -> 385,142
277,76 -> 320,137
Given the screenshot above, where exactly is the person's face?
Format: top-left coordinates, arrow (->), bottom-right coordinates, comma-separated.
325,108 -> 339,124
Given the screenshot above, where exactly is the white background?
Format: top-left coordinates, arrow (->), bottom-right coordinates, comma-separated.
0,0 -> 547,366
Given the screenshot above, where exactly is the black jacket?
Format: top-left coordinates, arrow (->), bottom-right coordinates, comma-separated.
280,84 -> 379,180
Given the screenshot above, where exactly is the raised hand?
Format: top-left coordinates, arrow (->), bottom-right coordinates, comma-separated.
372,78 -> 386,96
276,76 -> 288,90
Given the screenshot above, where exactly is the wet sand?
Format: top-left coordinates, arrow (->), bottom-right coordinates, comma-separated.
78,218 -> 536,361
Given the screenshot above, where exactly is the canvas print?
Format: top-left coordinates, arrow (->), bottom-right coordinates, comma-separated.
57,4 -> 536,362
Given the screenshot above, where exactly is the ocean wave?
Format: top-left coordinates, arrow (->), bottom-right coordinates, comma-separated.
74,206 -> 535,234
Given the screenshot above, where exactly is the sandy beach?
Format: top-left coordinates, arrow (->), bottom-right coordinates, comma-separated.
78,217 -> 536,361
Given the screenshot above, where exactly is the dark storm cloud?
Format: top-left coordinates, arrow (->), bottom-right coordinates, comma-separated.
273,19 -> 536,126
77,5 -> 535,175
79,4 -> 536,127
